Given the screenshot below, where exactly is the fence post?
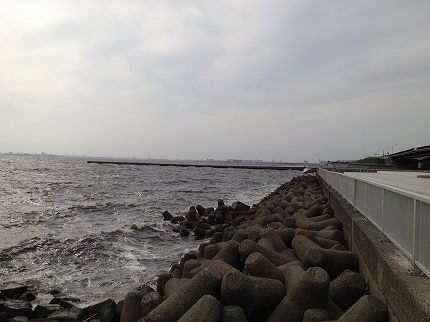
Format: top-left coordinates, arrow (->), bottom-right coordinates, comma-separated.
381,188 -> 385,233
412,199 -> 417,267
410,199 -> 422,275
353,179 -> 357,207
365,182 -> 368,214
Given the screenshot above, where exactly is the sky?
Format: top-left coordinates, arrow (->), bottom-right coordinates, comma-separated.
1,0 -> 429,162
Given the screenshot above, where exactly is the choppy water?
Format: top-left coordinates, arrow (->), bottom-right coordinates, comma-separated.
0,156 -> 300,303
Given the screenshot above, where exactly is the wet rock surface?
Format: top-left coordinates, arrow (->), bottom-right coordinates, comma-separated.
1,175 -> 388,321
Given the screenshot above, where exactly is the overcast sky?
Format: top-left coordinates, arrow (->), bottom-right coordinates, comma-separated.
1,0 -> 429,162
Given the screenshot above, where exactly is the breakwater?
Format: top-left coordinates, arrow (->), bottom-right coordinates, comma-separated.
0,175 -> 389,321
87,160 -> 308,171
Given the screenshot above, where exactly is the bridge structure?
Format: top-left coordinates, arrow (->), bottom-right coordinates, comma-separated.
387,145 -> 430,170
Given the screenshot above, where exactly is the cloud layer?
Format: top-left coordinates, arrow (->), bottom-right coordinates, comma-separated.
1,0 -> 429,161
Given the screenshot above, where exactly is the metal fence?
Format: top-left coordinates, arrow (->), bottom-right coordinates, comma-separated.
318,168 -> 430,277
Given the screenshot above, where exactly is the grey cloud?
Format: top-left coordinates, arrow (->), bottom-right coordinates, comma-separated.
0,0 -> 429,161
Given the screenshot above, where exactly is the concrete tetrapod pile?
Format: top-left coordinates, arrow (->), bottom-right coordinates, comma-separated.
119,175 -> 388,322
0,175 -> 389,321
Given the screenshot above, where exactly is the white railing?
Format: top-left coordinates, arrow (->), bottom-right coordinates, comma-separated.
318,168 -> 430,278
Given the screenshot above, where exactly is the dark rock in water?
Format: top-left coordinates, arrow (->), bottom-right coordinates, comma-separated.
193,226 -> 207,239
136,285 -> 154,294
80,298 -> 116,322
184,220 -> 198,230
172,226 -> 180,233
49,289 -> 62,296
180,252 -> 198,269
207,214 -> 216,226
206,207 -> 215,214
231,201 -> 250,214
18,292 -> 36,302
115,300 -> 124,321
0,300 -> 33,318
156,273 -> 172,296
0,283 -> 29,299
198,222 -> 211,230
215,213 -> 225,225
180,225 -> 190,237
5,316 -> 28,322
49,297 -> 80,309
223,212 -> 233,221
218,200 -> 225,207
210,232 -> 224,244
171,216 -> 186,224
141,291 -> 162,317
196,205 -> 207,217
47,307 -> 82,321
34,304 -> 62,318
120,288 -> 154,322
187,207 -> 198,221
216,205 -> 229,216
162,211 -> 173,221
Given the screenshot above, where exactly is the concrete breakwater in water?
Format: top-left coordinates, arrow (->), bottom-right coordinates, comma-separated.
0,175 -> 388,321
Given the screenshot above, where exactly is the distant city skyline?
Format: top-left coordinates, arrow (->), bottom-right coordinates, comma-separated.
1,1 -> 429,162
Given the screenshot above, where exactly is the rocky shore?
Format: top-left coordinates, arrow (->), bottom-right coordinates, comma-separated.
0,175 -> 388,321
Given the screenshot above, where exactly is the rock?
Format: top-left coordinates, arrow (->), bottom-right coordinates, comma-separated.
305,205 -> 324,218
192,226 -> 207,239
170,216 -> 186,224
162,211 -> 173,221
267,265 -> 329,322
196,205 -> 207,217
179,225 -> 190,237
187,208 -> 198,221
120,288 -> 153,322
80,299 -> 116,322
215,213 -> 225,225
217,200 -> 225,207
156,273 -> 172,295
0,312 -> 6,322
0,283 -> 28,299
115,300 -> 124,321
177,294 -> 222,322
0,300 -> 32,318
6,316 -> 28,322
49,289 -> 62,296
141,291 -> 162,317
47,307 -> 82,321
49,297 -> 80,309
207,214 -> 216,226
34,304 -> 63,318
244,252 -> 284,281
329,270 -> 367,311
145,263 -> 224,322
337,295 -> 387,322
231,202 -> 250,215
221,305 -> 247,322
303,308 -> 330,321
17,292 -> 36,302
220,269 -> 254,308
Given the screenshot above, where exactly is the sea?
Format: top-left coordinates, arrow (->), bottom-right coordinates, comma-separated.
0,156 -> 301,303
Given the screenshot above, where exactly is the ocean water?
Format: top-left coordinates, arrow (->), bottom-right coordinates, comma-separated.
0,156 -> 300,303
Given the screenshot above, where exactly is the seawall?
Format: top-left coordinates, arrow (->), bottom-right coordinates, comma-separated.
318,175 -> 430,321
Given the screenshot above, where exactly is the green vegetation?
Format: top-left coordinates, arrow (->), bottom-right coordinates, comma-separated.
356,157 -> 386,164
